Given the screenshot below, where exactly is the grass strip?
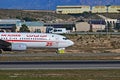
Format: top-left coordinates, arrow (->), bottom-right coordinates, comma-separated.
0,70 -> 120,80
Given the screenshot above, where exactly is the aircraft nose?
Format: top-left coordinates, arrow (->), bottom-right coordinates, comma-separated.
69,40 -> 74,46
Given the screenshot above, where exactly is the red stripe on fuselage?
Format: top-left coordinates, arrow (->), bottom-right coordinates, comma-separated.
5,40 -> 57,42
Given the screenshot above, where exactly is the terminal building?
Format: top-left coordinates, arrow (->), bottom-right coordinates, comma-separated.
0,19 -> 45,32
56,5 -> 120,14
56,5 -> 90,14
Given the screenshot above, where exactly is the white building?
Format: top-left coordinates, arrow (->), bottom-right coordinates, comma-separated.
89,20 -> 106,32
56,5 -> 90,14
75,22 -> 90,32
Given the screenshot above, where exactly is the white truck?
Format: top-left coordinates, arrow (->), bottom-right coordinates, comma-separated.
49,28 -> 68,34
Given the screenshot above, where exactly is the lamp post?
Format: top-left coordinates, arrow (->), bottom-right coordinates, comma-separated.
106,5 -> 111,35
106,5 -> 111,13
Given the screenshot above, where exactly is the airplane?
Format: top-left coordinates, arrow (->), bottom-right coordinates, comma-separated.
0,33 -> 74,53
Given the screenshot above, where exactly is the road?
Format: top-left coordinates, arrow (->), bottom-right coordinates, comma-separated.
0,60 -> 120,70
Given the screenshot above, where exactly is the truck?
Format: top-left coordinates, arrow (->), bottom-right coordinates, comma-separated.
48,28 -> 68,34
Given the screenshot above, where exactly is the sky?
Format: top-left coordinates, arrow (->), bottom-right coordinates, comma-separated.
0,0 -> 119,10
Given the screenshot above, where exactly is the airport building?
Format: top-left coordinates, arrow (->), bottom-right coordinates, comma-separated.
88,19 -> 106,32
115,19 -> 120,31
0,19 -> 21,32
0,19 -> 45,32
56,5 -> 90,14
108,6 -> 120,13
105,19 -> 117,26
44,23 -> 76,33
0,19 -> 75,33
17,22 -> 45,32
56,5 -> 120,14
92,6 -> 107,13
75,22 -> 90,32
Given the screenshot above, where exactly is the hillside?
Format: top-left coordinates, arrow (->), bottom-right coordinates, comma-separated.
0,9 -> 119,22
0,9 -> 102,22
99,13 -> 120,19
0,9 -> 73,22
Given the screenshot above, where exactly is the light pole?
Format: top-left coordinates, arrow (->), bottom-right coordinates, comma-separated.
106,5 -> 111,13
106,5 -> 111,35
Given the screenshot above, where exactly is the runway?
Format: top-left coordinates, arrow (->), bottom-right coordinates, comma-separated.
0,60 -> 120,70
1,53 -> 120,57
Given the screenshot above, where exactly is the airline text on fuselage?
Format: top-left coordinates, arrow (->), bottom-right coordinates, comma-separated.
1,34 -> 21,37
26,34 -> 47,37
1,34 -> 47,38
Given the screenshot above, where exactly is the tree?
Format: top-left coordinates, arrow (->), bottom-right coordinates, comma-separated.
19,24 -> 30,32
16,16 -> 21,19
82,11 -> 93,18
23,17 -> 37,21
34,29 -> 41,33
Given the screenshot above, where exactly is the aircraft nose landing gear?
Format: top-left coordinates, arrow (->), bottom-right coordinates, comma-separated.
57,48 -> 65,54
0,49 -> 3,54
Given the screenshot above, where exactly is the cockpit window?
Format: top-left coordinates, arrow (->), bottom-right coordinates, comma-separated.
63,38 -> 69,40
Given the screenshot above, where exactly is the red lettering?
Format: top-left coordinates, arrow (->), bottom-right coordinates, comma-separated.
1,34 -> 6,36
46,42 -> 53,46
1,34 -> 21,37
40,35 -> 47,37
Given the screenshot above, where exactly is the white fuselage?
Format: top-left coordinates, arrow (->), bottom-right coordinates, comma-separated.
0,33 -> 74,49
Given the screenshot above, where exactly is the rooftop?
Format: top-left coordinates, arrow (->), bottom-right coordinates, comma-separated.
20,21 -> 44,27
0,19 -> 21,22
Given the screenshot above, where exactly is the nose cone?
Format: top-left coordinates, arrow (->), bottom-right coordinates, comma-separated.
69,40 -> 74,46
